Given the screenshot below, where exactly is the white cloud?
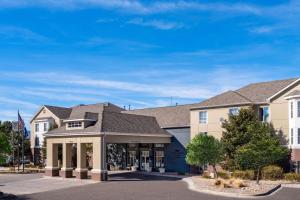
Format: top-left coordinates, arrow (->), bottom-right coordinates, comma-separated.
127,18 -> 184,30
0,96 -> 39,109
0,0 -> 261,15
249,26 -> 275,34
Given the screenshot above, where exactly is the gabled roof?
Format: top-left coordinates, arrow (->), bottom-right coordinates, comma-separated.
192,78 -> 298,110
123,103 -> 199,128
44,105 -> 72,119
191,91 -> 252,110
30,105 -> 72,123
237,78 -> 298,103
45,103 -> 170,137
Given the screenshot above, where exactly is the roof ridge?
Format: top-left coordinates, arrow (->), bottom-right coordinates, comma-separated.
44,105 -> 70,109
126,102 -> 200,111
232,90 -> 253,103
241,77 -> 298,87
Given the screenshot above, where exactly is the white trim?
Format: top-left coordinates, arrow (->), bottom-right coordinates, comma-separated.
30,106 -> 58,123
60,167 -> 73,171
45,166 -> 60,170
63,119 -> 96,122
44,132 -> 172,138
75,168 -> 88,172
268,78 -> 300,102
91,169 -> 107,173
284,95 -> 300,100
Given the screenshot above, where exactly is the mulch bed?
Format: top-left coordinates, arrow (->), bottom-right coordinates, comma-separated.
191,176 -> 280,196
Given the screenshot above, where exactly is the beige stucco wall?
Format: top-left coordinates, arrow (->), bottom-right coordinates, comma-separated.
190,82 -> 300,143
30,107 -> 61,149
46,134 -> 170,171
191,107 -> 242,140
270,83 -> 300,144
105,135 -> 171,144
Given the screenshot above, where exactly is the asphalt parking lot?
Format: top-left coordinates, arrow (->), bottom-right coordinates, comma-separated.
1,172 -> 300,200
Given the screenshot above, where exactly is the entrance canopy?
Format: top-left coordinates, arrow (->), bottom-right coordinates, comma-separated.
43,103 -> 171,181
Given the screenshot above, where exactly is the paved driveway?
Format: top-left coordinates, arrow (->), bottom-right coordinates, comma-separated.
7,173 -> 299,200
0,173 -> 96,195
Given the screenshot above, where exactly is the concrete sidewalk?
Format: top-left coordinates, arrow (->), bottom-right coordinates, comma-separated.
0,174 -> 97,195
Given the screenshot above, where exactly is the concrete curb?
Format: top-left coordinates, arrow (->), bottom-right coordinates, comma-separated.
182,177 -> 282,199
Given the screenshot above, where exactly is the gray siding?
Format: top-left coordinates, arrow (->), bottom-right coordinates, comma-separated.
164,128 -> 190,173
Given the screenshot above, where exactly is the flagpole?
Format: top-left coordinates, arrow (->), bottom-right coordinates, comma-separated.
17,110 -> 20,172
21,113 -> 25,173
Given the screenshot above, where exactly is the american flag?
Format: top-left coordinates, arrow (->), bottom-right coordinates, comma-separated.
18,111 -> 28,138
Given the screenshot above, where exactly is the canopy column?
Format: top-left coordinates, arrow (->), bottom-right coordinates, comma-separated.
60,143 -> 73,178
75,143 -> 88,179
91,136 -> 107,181
45,142 -> 59,177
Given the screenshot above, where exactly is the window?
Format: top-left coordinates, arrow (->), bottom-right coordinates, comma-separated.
298,101 -> 300,118
67,121 -> 82,128
155,151 -> 164,168
155,144 -> 164,148
35,136 -> 40,147
291,102 -> 294,118
259,107 -> 269,122
291,128 -> 294,145
43,123 -> 48,132
199,111 -> 208,124
35,123 -> 39,132
229,108 -> 240,116
298,129 -> 300,144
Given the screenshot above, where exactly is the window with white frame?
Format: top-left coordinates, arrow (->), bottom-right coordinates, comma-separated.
298,101 -> 300,118
43,122 -> 48,132
298,128 -> 300,144
199,111 -> 208,124
68,121 -> 82,128
291,102 -> 294,118
229,107 -> 240,116
155,144 -> 164,148
291,128 -> 294,145
259,107 -> 269,122
35,123 -> 39,132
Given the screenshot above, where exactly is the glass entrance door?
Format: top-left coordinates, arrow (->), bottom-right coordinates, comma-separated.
128,151 -> 137,167
140,151 -> 150,171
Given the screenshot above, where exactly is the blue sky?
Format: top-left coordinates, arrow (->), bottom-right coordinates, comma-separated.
1,0 -> 300,126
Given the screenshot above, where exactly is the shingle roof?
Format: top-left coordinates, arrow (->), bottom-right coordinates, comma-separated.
45,103 -> 170,137
44,105 -> 72,119
102,111 -> 168,135
285,90 -> 300,97
191,91 -> 252,109
123,104 -> 199,128
236,78 -> 297,103
192,78 -> 298,109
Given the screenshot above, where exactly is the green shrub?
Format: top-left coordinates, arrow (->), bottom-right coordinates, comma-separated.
232,170 -> 255,180
284,173 -> 300,182
261,165 -> 283,180
217,171 -> 230,179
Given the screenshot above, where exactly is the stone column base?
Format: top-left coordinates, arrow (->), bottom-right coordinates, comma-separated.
75,169 -> 88,179
91,170 -> 108,181
60,168 -> 73,178
45,167 -> 60,177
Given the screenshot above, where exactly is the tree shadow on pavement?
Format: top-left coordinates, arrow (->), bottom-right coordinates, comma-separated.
108,172 -> 182,182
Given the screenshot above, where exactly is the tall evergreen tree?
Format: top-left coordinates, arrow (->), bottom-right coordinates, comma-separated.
221,106 -> 257,169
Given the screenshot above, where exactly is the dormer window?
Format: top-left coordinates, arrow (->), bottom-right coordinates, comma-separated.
68,121 -> 82,128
